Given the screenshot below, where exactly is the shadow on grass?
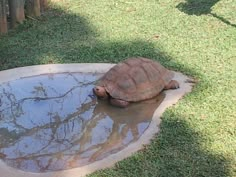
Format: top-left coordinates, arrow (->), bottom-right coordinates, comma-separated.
176,0 -> 236,28
0,9 -> 198,78
0,5 -> 232,177
0,9 -> 197,77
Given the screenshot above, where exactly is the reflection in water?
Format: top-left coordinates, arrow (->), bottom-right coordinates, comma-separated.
0,72 -> 165,173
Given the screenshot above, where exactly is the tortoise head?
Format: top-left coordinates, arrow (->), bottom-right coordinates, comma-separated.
93,86 -> 109,99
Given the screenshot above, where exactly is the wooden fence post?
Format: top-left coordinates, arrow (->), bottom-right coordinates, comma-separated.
40,0 -> 48,13
0,0 -> 8,34
8,0 -> 25,28
25,0 -> 41,17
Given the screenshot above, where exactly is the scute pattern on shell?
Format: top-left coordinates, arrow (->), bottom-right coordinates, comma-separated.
97,57 -> 174,102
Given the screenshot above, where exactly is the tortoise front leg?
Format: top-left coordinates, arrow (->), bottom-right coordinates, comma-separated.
164,80 -> 179,90
110,98 -> 129,108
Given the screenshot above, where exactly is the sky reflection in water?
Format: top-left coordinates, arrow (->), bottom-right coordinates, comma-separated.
0,72 -> 164,172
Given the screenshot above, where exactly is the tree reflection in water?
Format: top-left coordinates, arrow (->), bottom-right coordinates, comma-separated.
0,72 -> 164,172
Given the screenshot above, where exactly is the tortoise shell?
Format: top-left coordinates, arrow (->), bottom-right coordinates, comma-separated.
96,57 -> 174,102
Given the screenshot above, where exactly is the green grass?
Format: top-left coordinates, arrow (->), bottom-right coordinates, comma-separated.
0,0 -> 235,176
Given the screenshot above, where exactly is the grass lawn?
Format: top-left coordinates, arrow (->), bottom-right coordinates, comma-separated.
0,0 -> 235,176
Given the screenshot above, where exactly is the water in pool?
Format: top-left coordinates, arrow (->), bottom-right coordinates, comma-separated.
0,72 -> 165,172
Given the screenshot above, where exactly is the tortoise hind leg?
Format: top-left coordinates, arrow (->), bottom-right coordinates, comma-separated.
164,80 -> 179,90
110,98 -> 129,108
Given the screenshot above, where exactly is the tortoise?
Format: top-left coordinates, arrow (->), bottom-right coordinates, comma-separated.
93,57 -> 179,107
